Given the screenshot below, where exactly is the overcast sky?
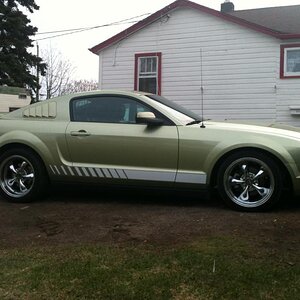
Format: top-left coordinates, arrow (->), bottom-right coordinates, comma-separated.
28,0 -> 300,81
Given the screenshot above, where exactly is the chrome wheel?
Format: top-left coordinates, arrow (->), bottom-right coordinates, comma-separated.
223,157 -> 275,208
0,155 -> 35,198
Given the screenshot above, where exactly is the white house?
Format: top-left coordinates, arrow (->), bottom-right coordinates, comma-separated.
90,0 -> 300,126
0,86 -> 31,114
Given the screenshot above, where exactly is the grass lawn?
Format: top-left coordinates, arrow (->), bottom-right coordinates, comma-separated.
0,237 -> 299,300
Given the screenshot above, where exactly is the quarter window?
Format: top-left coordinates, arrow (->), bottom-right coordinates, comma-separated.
134,53 -> 161,95
280,44 -> 300,78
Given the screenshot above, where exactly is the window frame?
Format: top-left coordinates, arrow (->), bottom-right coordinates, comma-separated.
134,52 -> 162,95
69,94 -> 174,125
280,44 -> 300,79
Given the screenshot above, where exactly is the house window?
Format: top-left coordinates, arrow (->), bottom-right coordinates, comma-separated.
134,53 -> 161,95
280,44 -> 300,79
18,93 -> 27,99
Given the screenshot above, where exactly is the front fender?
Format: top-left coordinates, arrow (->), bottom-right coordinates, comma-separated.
205,139 -> 300,184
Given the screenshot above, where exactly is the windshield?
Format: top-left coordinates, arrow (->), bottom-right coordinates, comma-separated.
146,95 -> 201,122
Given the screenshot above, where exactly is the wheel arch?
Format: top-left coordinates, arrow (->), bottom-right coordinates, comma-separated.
0,143 -> 49,178
209,147 -> 292,192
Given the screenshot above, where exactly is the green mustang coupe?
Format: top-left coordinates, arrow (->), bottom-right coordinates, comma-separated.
0,90 -> 300,211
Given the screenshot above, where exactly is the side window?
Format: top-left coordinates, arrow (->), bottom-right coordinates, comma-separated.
72,99 -> 93,122
280,44 -> 300,78
71,96 -> 172,125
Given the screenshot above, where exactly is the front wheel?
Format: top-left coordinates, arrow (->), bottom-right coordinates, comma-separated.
217,150 -> 283,211
0,148 -> 48,203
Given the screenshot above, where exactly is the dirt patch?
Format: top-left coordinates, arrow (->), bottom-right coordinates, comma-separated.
0,185 -> 299,257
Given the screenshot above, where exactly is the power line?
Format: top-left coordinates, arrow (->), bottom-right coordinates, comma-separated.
36,27 -> 97,35
34,21 -> 136,41
36,13 -> 150,35
34,13 -> 151,41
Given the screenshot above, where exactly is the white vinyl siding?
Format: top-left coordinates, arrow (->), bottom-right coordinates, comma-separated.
98,7 -> 300,126
276,77 -> 300,126
0,93 -> 31,113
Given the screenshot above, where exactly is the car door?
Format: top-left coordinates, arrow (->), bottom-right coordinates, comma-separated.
65,94 -> 179,184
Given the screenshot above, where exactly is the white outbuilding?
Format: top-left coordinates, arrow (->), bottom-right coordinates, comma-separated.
90,0 -> 300,126
0,86 -> 31,114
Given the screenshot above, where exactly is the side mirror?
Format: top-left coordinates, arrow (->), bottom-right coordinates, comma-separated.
136,112 -> 164,126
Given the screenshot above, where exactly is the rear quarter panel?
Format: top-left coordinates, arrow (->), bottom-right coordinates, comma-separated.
0,98 -> 71,178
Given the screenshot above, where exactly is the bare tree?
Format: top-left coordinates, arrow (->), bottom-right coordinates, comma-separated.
40,46 -> 74,99
62,79 -> 98,95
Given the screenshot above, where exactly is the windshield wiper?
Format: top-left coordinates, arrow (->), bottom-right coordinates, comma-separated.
186,120 -> 202,126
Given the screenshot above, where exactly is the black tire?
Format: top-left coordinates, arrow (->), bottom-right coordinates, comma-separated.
217,150 -> 283,212
0,148 -> 48,203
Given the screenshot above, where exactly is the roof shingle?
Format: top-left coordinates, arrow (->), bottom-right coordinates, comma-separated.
229,5 -> 300,34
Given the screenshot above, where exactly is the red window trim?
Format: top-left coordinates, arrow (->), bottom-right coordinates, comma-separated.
280,44 -> 300,79
134,52 -> 162,95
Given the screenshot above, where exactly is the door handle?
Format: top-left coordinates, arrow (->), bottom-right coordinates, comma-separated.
70,130 -> 91,137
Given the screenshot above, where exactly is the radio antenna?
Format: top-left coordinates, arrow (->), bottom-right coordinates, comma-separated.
200,48 -> 205,128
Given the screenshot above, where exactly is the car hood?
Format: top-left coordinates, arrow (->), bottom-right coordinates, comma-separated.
201,121 -> 300,141
267,122 -> 300,133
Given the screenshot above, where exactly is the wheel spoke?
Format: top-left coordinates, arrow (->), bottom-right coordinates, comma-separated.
19,161 -> 28,172
7,178 -> 16,186
238,186 -> 249,201
241,164 -> 248,174
254,169 -> 264,179
18,180 -> 27,193
9,165 -> 18,174
252,184 -> 270,197
22,173 -> 34,179
231,178 -> 245,185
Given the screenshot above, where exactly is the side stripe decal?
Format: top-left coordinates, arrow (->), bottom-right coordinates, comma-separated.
124,169 -> 175,182
88,167 -> 97,178
81,167 -> 90,177
116,169 -> 127,179
67,166 -> 75,176
61,166 -> 68,176
102,168 -> 111,178
176,172 -> 207,184
95,168 -> 104,178
49,165 -> 56,175
49,165 -> 207,184
54,165 -> 60,175
75,167 -> 82,176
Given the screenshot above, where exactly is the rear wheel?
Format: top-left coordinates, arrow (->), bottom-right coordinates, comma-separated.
0,148 -> 48,202
217,150 -> 283,211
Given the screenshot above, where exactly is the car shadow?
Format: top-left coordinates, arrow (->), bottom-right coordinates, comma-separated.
45,183 -> 300,212
47,183 -> 224,209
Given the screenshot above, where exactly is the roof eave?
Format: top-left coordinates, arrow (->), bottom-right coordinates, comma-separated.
89,0 -> 183,54
279,33 -> 300,40
89,0 -> 300,55
89,18 -> 159,54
